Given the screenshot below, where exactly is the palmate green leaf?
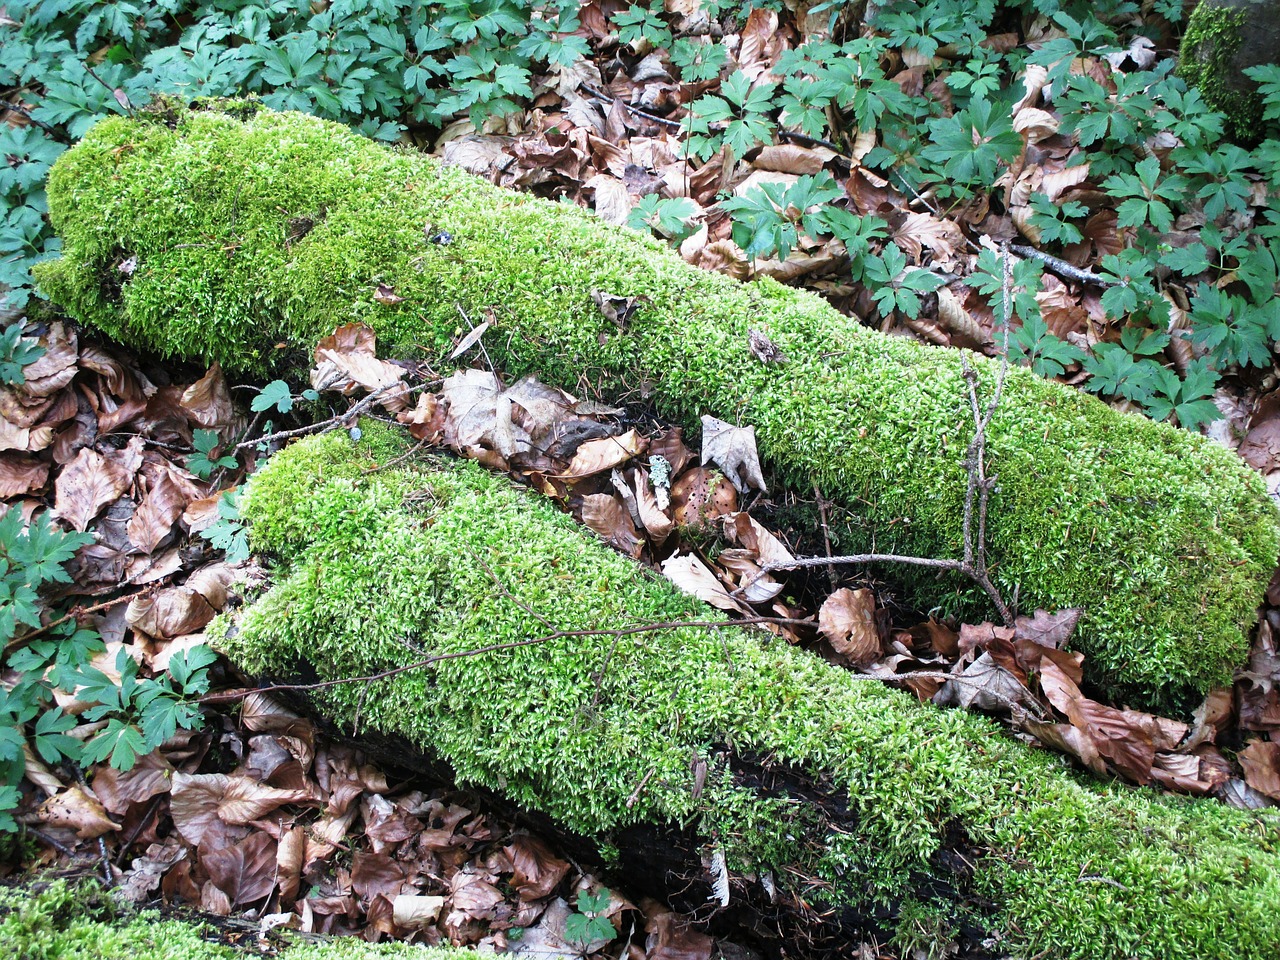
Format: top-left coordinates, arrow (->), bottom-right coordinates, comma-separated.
32,706 -> 82,765
81,718 -> 147,770
0,786 -> 18,832
7,509 -> 94,587
251,379 -> 293,413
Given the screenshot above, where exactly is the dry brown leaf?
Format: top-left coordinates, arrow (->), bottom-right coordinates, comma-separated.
892,212 -> 963,262
20,322 -> 79,398
0,454 -> 49,497
1240,740 -> 1280,800
584,173 -> 632,225
645,905 -> 715,960
1013,107 -> 1060,143
170,773 -> 313,846
507,834 -> 571,901
935,286 -> 986,345
580,493 -> 644,558
818,589 -> 880,665
127,466 -> 194,553
1040,661 -> 1155,783
631,470 -> 674,540
91,749 -> 174,816
393,895 -> 447,929
203,830 -> 279,906
37,785 -> 119,839
277,824 -> 306,905
725,511 -> 795,567
751,143 -> 835,175
670,466 -> 738,530
660,553 -> 751,615
558,429 -> 645,479
311,323 -> 407,409
181,364 -> 233,428
53,436 -> 144,531
700,415 -> 767,493
127,563 -> 237,639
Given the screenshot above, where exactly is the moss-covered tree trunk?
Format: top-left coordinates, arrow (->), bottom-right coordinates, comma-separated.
1180,0 -> 1280,137
201,425 -> 1280,960
34,106 -> 1280,713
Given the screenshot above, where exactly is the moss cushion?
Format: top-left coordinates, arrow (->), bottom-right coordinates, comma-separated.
35,105 -> 1280,712
205,426 -> 1280,960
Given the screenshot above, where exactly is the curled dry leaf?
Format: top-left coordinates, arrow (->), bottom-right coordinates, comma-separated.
128,464 -> 199,553
91,749 -> 174,815
557,428 -> 645,479
53,436 -> 145,531
506,834 -> 571,901
127,562 -> 237,639
37,785 -> 119,839
0,454 -> 49,497
181,363 -> 233,429
1239,740 -> 1280,800
700,415 -> 767,494
580,493 -> 644,558
660,553 -> 752,615
818,588 -> 880,665
644,903 -> 715,960
393,895 -> 446,929
1039,660 -> 1156,784
202,830 -> 279,907
311,322 -> 407,409
170,772 -> 314,847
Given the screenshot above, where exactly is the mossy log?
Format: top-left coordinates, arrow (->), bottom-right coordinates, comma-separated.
198,425 -> 1280,960
35,106 -> 1280,713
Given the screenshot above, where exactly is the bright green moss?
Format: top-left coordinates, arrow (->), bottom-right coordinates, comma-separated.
0,879 -> 468,959
36,106 -> 1280,712
1179,3 -> 1256,137
222,431 -> 1280,960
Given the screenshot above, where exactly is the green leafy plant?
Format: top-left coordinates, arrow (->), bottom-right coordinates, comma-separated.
1,504 -> 214,828
626,195 -> 699,242
0,322 -> 46,384
685,70 -> 777,161
251,379 -> 319,415
187,428 -> 237,480
201,488 -> 250,563
563,887 -> 614,949
720,172 -> 844,260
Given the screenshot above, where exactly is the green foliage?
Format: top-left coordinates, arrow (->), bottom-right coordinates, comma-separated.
186,428 -> 237,480
251,379 -> 318,414
4,0 -> 1278,446
0,504 -> 213,830
201,488 -> 250,563
719,172 -> 843,260
564,887 -> 615,948
0,322 -> 47,384
626,194 -> 698,242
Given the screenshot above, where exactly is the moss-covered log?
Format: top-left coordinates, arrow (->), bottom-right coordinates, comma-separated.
35,106 -> 1279,712
203,426 -> 1280,960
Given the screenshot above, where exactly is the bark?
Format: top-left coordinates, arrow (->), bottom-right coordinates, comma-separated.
1180,0 -> 1280,138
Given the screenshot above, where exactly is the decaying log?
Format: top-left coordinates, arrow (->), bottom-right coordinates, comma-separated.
195,425 -> 1280,960
35,104 -> 1279,712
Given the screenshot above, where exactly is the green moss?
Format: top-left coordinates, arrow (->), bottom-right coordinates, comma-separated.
0,879 -> 467,959
1179,3 -> 1256,137
36,107 -> 1280,712
221,431 -> 1280,960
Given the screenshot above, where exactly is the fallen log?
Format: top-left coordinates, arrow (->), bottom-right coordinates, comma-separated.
35,103 -> 1279,712
203,425 -> 1280,960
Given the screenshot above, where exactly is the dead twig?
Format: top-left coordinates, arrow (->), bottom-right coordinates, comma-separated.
1010,244 -> 1119,288
763,245 -> 1016,626
5,587 -> 152,655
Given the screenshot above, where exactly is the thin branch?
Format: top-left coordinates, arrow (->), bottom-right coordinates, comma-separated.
233,383 -> 399,452
197,615 -> 814,706
1009,243 -> 1119,288
5,588 -> 151,655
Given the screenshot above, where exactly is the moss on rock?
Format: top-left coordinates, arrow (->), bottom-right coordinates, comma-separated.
217,427 -> 1280,960
35,106 -> 1280,712
1179,1 -> 1256,137
0,879 -> 465,960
